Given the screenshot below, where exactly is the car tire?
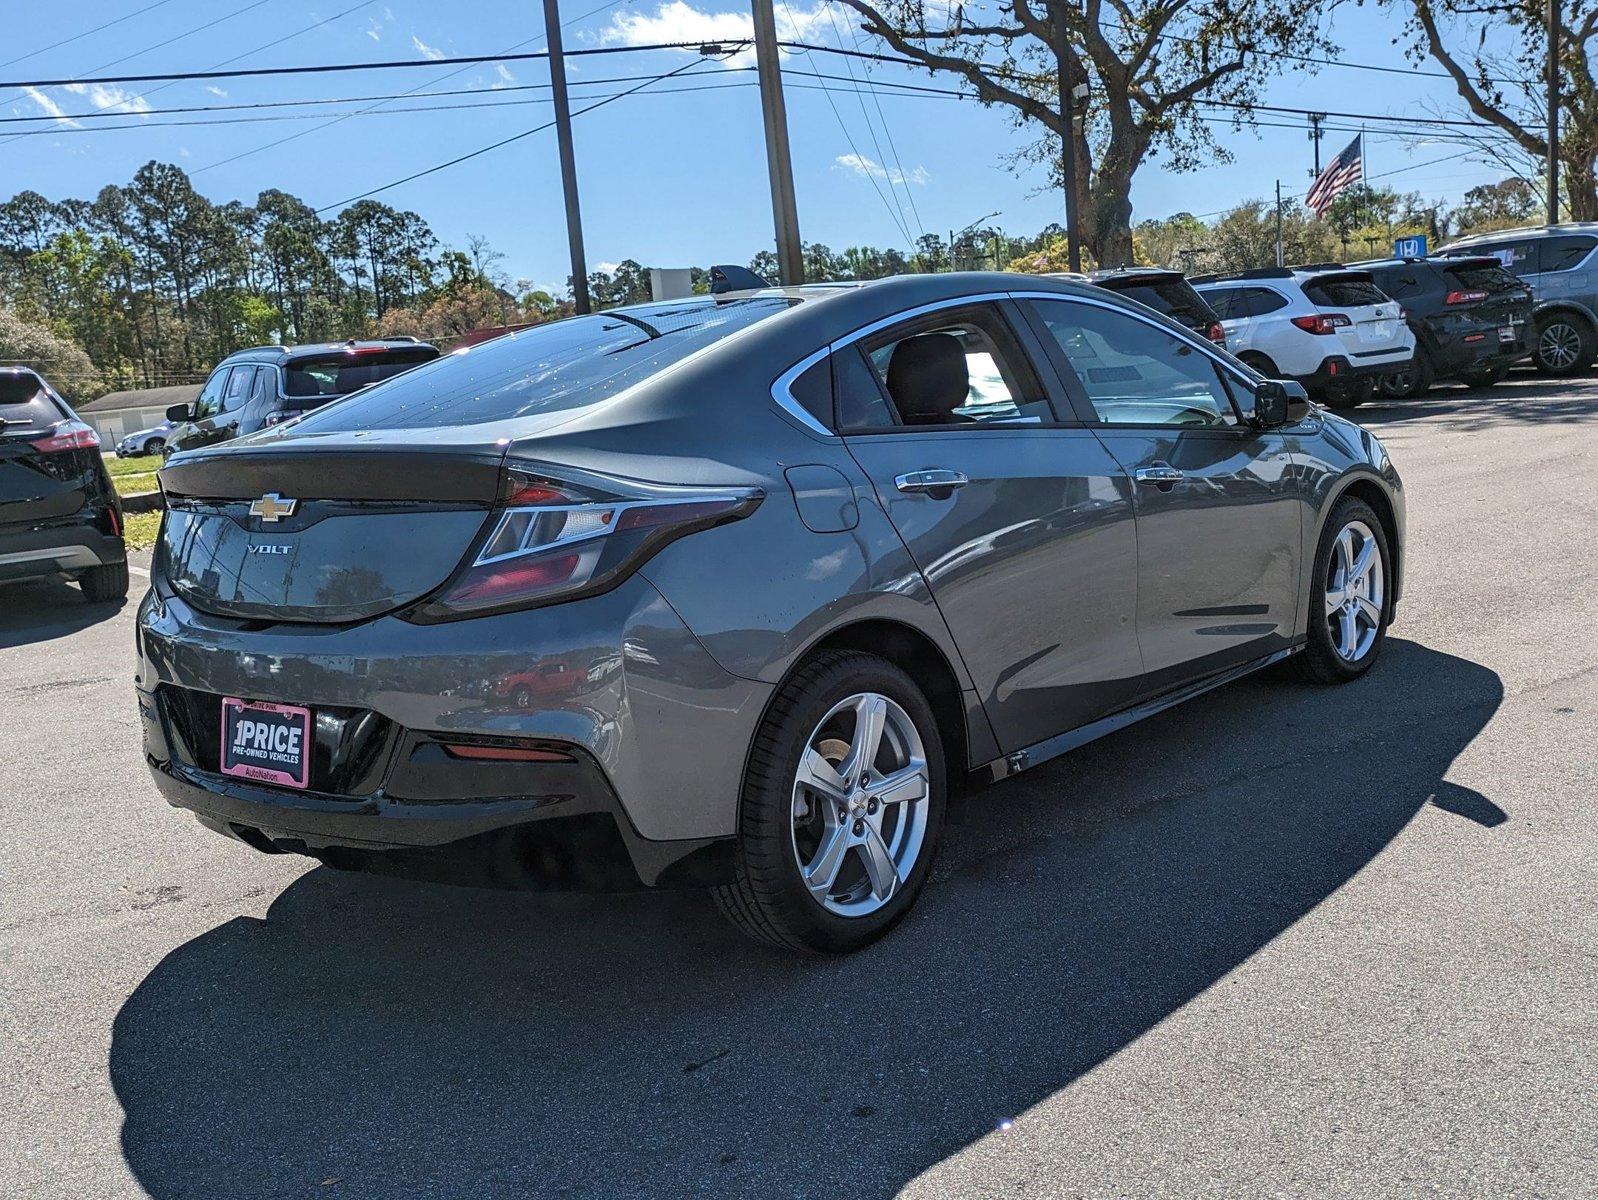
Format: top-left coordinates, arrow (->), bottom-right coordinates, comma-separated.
1239,352 -> 1279,377
78,561 -> 129,603
145,438 -> 165,455
1296,497 -> 1392,685
1322,378 -> 1374,411
1378,351 -> 1434,399
1532,313 -> 1595,376
713,650 -> 946,954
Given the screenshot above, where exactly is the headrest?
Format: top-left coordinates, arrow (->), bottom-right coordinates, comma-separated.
884,333 -> 969,424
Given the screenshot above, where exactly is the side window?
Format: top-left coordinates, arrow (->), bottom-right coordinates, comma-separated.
1031,299 -> 1240,429
784,356 -> 833,430
1539,235 -> 1597,273
1243,288 -> 1289,316
855,305 -> 1053,428
221,366 -> 253,412
1201,288 -> 1240,319
1478,240 -> 1540,276
192,368 -> 231,419
250,366 -> 277,404
1382,272 -> 1426,299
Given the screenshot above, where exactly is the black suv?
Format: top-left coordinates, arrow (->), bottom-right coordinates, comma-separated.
1354,257 -> 1532,398
165,339 -> 440,456
1086,268 -> 1228,346
0,367 -> 127,601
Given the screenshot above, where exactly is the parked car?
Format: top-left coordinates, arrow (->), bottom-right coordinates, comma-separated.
1352,256 -> 1534,398
163,338 -> 439,457
1193,267 -> 1416,408
0,367 -> 127,602
116,419 -> 176,458
1084,267 -> 1228,346
1436,223 -> 1598,375
138,274 -> 1404,954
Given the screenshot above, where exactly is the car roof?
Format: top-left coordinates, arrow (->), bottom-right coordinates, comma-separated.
1442,221 -> 1598,248
218,338 -> 439,365
1089,267 -> 1185,282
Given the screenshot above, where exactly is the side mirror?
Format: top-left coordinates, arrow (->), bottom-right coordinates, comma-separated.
165,402 -> 193,423
1251,380 -> 1309,428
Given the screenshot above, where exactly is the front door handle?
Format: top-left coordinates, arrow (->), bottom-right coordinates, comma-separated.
895,469 -> 969,496
1134,463 -> 1185,490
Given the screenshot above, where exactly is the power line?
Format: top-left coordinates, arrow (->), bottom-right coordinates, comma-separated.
313,51 -> 739,214
0,39 -> 742,91
0,0 -> 181,71
193,0 -> 631,176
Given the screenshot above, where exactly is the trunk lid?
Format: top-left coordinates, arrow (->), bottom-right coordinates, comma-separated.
157,433 -> 506,623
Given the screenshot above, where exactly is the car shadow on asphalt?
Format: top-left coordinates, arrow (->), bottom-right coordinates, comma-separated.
1357,379 -> 1598,430
0,578 -> 126,649
108,638 -> 1504,1200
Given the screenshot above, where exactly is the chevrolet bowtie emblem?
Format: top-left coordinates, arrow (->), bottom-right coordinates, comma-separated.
249,492 -> 298,522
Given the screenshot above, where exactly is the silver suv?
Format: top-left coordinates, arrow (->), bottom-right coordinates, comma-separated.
1437,223 -> 1598,375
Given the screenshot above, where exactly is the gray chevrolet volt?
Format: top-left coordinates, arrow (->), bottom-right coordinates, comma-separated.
138,273 -> 1405,953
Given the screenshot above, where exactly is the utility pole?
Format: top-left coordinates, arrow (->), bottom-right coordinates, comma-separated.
1547,0 -> 1561,223
1308,112 -> 1325,176
1050,0 -> 1082,272
543,0 -> 590,314
1275,180 -> 1285,267
751,0 -> 803,285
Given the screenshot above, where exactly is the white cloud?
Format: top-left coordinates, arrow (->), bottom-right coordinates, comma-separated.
411,34 -> 445,60
63,82 -> 152,116
596,1 -> 831,68
494,63 -> 516,86
594,261 -> 622,274
834,152 -> 929,186
22,88 -> 80,128
206,85 -> 228,98
366,18 -> 383,41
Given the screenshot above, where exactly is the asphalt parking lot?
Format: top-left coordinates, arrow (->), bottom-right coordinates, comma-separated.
3,373 -> 1595,1199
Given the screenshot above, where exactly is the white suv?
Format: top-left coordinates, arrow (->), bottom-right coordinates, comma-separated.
1194,268 -> 1415,409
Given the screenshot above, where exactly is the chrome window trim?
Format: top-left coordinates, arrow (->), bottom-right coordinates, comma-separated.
766,287 -> 1264,436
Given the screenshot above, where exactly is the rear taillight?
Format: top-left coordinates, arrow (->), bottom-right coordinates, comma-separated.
30,419 -> 100,453
406,471 -> 763,622
1290,314 -> 1353,335
1445,289 -> 1489,305
1205,322 -> 1226,345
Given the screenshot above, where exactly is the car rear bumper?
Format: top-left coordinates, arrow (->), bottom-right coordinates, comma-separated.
134,573 -> 771,876
1298,351 -> 1412,389
0,520 -> 124,584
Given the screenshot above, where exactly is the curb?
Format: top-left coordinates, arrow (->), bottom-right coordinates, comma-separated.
121,490 -> 165,514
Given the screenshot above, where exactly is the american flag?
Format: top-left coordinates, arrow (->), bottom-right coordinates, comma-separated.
1306,135 -> 1363,217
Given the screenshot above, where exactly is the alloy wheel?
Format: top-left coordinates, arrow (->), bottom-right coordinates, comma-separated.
1324,519 -> 1385,663
1538,321 -> 1582,371
789,692 -> 930,918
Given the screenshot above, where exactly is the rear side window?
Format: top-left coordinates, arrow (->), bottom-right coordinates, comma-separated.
1374,270 -> 1430,300
1539,235 -> 1597,273
1472,240 -> 1540,276
284,349 -> 437,400
1198,287 -> 1243,319
292,299 -> 796,432
1241,288 -> 1290,316
0,373 -> 63,433
1442,262 -> 1524,293
857,305 -> 1052,428
1302,275 -> 1389,307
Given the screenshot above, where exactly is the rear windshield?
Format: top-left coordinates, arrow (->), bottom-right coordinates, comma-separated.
290,298 -> 798,432
1302,275 -> 1389,308
0,372 -> 63,434
283,348 -> 438,401
1442,262 -> 1524,293
1104,279 -> 1215,327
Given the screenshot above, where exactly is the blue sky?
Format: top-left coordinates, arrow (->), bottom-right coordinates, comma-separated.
3,0 -> 1525,289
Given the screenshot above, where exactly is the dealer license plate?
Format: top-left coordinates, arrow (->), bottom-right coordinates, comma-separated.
219,697 -> 312,789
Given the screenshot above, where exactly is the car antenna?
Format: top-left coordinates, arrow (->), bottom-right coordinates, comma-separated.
708,264 -> 772,295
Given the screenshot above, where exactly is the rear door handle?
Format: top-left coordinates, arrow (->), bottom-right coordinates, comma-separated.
1134,463 -> 1185,489
895,469 -> 969,496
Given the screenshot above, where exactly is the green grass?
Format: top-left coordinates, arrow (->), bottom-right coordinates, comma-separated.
103,453 -> 160,497
124,510 -> 161,551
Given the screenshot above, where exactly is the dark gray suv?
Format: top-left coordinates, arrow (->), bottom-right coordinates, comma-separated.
138,274 -> 1405,953
1438,223 -> 1598,375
